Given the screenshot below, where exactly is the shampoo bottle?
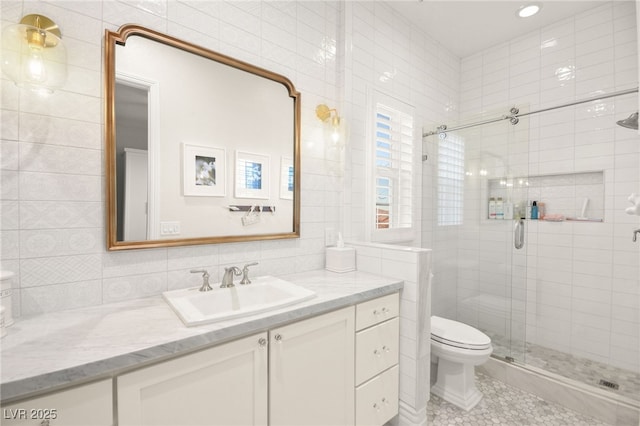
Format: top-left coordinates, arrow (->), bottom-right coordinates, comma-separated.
489,197 -> 496,219
504,199 -> 514,220
496,197 -> 504,219
531,201 -> 538,220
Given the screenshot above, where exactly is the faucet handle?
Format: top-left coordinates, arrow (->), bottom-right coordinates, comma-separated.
240,262 -> 259,285
190,269 -> 213,292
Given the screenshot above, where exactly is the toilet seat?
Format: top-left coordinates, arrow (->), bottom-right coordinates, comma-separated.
431,316 -> 491,351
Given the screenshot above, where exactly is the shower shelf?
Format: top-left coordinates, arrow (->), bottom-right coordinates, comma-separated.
484,170 -> 605,223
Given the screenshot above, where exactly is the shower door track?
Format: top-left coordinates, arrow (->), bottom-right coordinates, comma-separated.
423,86 -> 639,137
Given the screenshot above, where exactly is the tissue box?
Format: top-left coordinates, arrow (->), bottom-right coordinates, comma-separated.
325,247 -> 356,273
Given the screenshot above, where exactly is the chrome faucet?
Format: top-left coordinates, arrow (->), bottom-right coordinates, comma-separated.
240,262 -> 259,285
190,269 -> 213,292
221,266 -> 242,288
633,229 -> 640,242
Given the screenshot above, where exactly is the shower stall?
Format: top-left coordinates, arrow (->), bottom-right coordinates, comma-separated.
426,89 -> 640,407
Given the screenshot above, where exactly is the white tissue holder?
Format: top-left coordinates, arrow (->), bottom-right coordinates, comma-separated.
325,247 -> 356,273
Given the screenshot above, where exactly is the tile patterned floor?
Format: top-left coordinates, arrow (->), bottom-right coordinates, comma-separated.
490,336 -> 640,403
523,343 -> 640,403
427,372 -> 611,426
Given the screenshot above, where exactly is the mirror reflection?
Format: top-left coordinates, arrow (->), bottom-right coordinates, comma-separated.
105,25 -> 300,250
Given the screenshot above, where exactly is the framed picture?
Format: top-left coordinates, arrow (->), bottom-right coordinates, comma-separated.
235,151 -> 270,199
183,144 -> 226,197
280,157 -> 294,200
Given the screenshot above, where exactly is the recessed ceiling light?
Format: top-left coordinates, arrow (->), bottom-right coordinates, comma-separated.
517,4 -> 542,18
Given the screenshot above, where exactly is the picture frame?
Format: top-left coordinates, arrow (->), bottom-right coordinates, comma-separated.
280,156 -> 294,200
235,151 -> 270,199
183,143 -> 226,197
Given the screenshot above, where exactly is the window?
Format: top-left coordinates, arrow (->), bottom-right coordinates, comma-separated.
369,92 -> 414,241
437,133 -> 464,226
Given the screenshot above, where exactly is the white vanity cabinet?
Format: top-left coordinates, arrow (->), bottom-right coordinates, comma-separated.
117,332 -> 269,426
2,289 -> 401,426
270,306 -> 355,426
118,306 -> 356,426
354,293 -> 400,426
1,380 -> 112,426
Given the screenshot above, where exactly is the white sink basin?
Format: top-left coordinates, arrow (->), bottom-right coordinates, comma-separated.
163,276 -> 316,327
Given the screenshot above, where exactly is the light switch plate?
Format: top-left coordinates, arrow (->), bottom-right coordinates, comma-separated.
160,221 -> 181,235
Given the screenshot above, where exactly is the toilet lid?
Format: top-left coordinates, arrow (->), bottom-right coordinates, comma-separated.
431,316 -> 491,350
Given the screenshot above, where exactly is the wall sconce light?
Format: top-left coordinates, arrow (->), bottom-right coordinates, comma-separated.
316,104 -> 344,144
1,14 -> 67,94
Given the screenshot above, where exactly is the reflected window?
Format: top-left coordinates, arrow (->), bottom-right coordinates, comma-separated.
438,134 -> 464,226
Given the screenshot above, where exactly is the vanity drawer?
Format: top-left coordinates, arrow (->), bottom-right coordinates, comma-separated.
355,365 -> 399,426
355,317 -> 399,385
356,293 -> 399,331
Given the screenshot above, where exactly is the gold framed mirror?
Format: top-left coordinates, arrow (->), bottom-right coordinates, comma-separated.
105,25 -> 300,250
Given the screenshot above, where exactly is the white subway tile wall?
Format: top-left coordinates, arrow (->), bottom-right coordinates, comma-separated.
1,0 -> 348,316
450,1 -> 639,374
1,0 -> 460,318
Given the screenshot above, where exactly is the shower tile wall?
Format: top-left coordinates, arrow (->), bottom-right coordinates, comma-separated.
1,0 -> 347,316
454,2 -> 640,374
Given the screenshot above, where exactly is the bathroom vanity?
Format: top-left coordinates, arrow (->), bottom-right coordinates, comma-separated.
0,270 -> 402,426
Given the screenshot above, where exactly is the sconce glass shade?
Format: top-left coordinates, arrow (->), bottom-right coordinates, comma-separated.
316,103 -> 344,143
1,14 -> 67,94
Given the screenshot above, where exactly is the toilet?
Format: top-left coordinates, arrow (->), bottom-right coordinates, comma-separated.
430,315 -> 493,411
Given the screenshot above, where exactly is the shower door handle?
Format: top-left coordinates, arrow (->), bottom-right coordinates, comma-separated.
514,219 -> 525,250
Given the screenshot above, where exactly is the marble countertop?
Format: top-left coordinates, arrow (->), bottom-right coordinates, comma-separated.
1,270 -> 402,403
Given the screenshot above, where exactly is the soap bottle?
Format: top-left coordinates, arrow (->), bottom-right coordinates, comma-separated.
496,197 -> 504,220
525,200 -> 532,220
489,197 -> 496,219
504,199 -> 514,220
531,201 -> 538,220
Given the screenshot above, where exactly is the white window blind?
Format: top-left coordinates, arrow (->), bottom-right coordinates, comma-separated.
437,134 -> 464,226
373,101 -> 413,231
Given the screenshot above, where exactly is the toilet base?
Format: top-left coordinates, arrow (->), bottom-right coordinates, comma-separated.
431,356 -> 483,411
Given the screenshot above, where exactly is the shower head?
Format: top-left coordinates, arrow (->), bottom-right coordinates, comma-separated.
616,112 -> 638,130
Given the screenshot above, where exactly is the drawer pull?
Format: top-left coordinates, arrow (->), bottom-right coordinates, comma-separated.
373,307 -> 390,316
373,397 -> 390,410
374,346 -> 391,356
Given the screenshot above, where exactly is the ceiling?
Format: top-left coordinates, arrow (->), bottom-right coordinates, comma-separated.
387,1 -> 615,58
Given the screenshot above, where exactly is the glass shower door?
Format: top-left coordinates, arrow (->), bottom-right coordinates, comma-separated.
432,111 -> 530,363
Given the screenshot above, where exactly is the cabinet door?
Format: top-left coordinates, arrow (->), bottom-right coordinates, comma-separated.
270,306 -> 355,426
1,380 -> 112,426
118,332 -> 268,426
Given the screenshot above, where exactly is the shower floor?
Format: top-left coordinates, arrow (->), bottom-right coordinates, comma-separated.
492,339 -> 640,403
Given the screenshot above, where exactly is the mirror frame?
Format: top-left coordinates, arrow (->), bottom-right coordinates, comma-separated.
105,24 -> 301,250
